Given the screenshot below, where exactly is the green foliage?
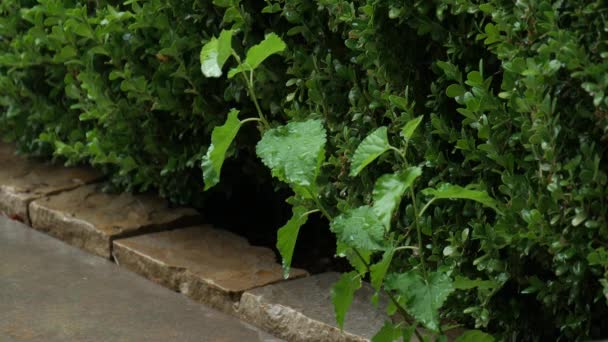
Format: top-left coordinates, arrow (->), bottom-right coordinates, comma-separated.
200,30 -> 234,78
256,119 -> 326,187
330,206 -> 386,251
201,109 -> 241,190
227,33 -> 286,78
401,116 -> 423,141
386,270 -> 455,331
2,0 -> 608,340
349,127 -> 391,176
372,167 -> 421,228
454,330 -> 495,342
276,205 -> 309,278
331,271 -> 361,330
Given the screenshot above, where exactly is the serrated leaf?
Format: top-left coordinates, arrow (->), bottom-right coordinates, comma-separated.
372,166 -> 422,228
371,321 -> 402,342
228,33 -> 286,78
370,248 -> 395,291
422,183 -> 500,213
385,270 -> 454,331
256,119 -> 326,187
350,127 -> 390,176
331,271 -> 361,329
330,206 -> 386,251
277,205 -> 309,279
455,330 -> 495,342
201,109 -> 241,190
336,242 -> 370,275
200,30 -> 233,77
401,116 -> 423,140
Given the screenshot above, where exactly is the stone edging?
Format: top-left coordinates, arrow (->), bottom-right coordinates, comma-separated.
0,142 -> 391,342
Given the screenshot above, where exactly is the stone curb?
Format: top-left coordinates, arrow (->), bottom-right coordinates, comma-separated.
238,272 -> 390,342
29,183 -> 201,259
0,143 -> 395,342
112,226 -> 308,315
0,142 -> 101,224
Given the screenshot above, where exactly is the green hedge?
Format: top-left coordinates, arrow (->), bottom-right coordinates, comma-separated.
1,0 -> 607,340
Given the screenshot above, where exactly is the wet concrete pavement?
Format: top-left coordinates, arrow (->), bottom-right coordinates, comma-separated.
0,216 -> 282,342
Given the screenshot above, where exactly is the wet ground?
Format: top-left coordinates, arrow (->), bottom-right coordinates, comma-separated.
0,216 -> 281,342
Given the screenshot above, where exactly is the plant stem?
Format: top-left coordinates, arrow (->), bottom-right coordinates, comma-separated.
243,70 -> 270,128
389,145 -> 406,162
394,245 -> 419,252
304,186 -> 333,221
231,51 -> 270,129
240,117 -> 263,125
409,187 -> 428,279
351,247 -> 425,342
301,209 -> 320,217
418,198 -> 435,218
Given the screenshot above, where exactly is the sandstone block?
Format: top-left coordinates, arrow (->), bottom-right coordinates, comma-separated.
113,226 -> 307,314
239,272 -> 390,342
29,184 -> 199,258
0,143 -> 100,223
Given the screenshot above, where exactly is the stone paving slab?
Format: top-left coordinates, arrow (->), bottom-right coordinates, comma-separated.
0,142 -> 101,224
113,225 -> 308,314
29,183 -> 200,259
239,272 -> 390,342
0,215 -> 281,342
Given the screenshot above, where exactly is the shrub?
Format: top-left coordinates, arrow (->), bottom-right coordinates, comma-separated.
1,0 -> 607,340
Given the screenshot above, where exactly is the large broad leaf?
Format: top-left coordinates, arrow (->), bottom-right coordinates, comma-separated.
330,206 -> 386,251
372,166 -> 422,228
350,127 -> 390,176
370,247 -> 395,291
228,33 -> 286,78
336,242 -> 371,276
401,116 -> 423,140
385,270 -> 454,331
256,119 -> 326,187
422,183 -> 500,213
331,271 -> 361,329
455,330 -> 495,342
200,30 -> 233,77
371,321 -> 402,342
201,109 -> 241,190
277,205 -> 309,279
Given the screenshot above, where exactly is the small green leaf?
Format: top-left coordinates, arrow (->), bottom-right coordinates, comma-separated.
200,30 -> 233,77
372,166 -> 422,228
277,206 -> 309,279
385,270 -> 454,331
455,330 -> 495,342
330,206 -> 386,251
371,321 -> 402,342
201,109 -> 241,190
446,84 -> 466,98
401,116 -> 423,140
370,248 -> 395,291
228,33 -> 286,78
388,95 -> 409,110
331,271 -> 361,329
587,248 -> 608,266
422,183 -> 500,213
350,127 -> 390,176
256,119 -> 326,187
453,276 -> 500,290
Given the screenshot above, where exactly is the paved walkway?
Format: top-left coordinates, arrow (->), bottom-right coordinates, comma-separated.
0,216 -> 282,342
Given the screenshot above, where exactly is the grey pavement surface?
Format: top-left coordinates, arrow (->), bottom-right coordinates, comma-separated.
0,216 -> 282,342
